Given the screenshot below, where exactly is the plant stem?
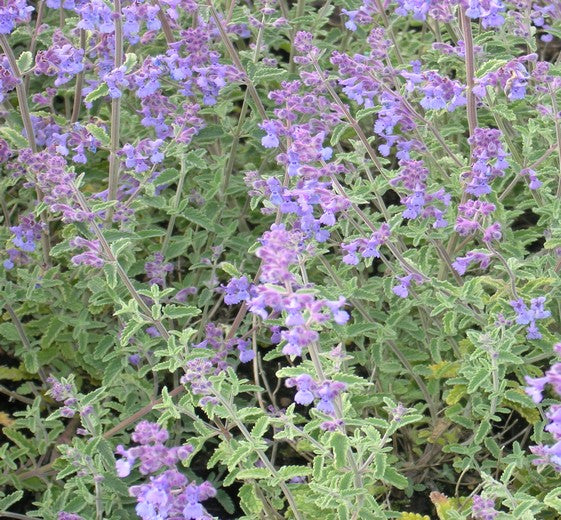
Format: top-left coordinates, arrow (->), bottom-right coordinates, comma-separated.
0,383 -> 34,405
108,0 -> 124,204
70,30 -> 86,124
0,35 -> 51,264
550,85 -> 561,197
24,0 -> 45,92
218,398 -> 304,520
154,0 -> 175,44
0,513 -> 38,520
307,340 -> 365,495
206,0 -> 268,120
72,188 -> 170,339
288,0 -> 307,74
460,10 -> 478,139
162,157 -> 187,254
4,303 -> 47,383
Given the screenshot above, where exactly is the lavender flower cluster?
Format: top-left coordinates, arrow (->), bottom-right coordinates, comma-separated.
115,421 -> 215,520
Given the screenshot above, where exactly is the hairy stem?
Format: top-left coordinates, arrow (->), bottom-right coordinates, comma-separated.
162,157 -> 187,254
108,0 -> 124,203
0,35 -> 51,264
70,30 -> 87,124
218,397 -> 304,520
4,303 -> 47,383
460,10 -> 478,140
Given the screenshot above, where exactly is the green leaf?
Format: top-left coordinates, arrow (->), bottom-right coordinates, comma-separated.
251,66 -> 289,83
184,150 -> 208,170
239,484 -> 263,514
330,432 -> 348,469
103,357 -> 124,386
219,262 -> 241,277
342,322 -> 377,338
276,465 -> 312,481
0,127 -> 28,148
16,51 -> 32,72
504,389 -> 536,409
0,490 -> 24,510
473,421 -> 491,445
123,52 -> 138,72
512,499 -> 538,516
330,123 -> 352,146
484,437 -> 501,458
333,373 -> 369,386
372,452 -> 387,480
236,467 -> 271,479
163,305 -> 201,319
22,350 -> 39,374
467,367 -> 488,393
0,365 -> 28,381
103,262 -> 118,289
476,58 -> 509,78
154,168 -> 179,186
0,323 -> 19,341
40,318 -> 66,348
120,320 -> 144,346
228,443 -> 254,471
86,124 -> 110,147
544,487 -> 561,513
85,82 -> 109,103
381,466 -> 408,490
251,416 -> 269,439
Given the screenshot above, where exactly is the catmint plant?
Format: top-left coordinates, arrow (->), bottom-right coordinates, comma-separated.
2,0 -> 561,518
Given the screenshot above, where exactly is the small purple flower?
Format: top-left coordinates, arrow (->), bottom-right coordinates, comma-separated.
482,222 -> 502,243
452,251 -> 491,276
260,120 -> 281,148
316,381 -> 346,415
104,66 -> 129,99
237,339 -> 254,363
286,374 -> 316,405
392,273 -> 423,298
34,31 -> 84,86
520,168 -> 542,190
510,297 -> 551,340
464,128 -> 509,197
471,494 -> 498,520
70,237 -> 104,268
224,276 -> 252,305
9,214 -> 44,253
47,375 -> 74,402
145,252 -> 173,287
341,223 -> 390,266
0,0 -> 33,34
285,375 -> 346,415
341,9 -> 358,31
76,0 -> 113,33
525,375 -> 548,403
320,419 -> 344,431
465,0 -> 505,29
57,513 -> 84,520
